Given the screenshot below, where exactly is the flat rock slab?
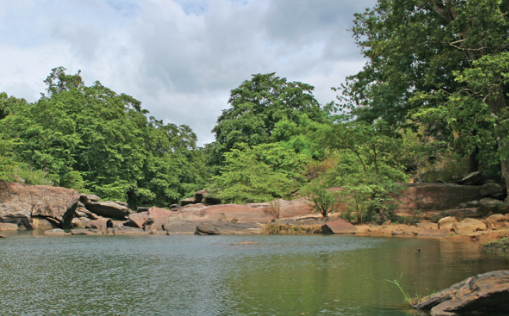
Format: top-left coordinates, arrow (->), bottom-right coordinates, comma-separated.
324,219 -> 357,234
413,270 -> 509,316
85,201 -> 130,219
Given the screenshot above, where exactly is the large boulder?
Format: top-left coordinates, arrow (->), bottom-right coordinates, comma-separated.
0,180 -> 79,229
438,216 -> 458,230
195,222 -> 220,235
323,219 -> 357,234
480,183 -> 504,198
486,214 -> 509,230
479,198 -> 509,215
452,218 -> 487,234
84,201 -> 131,219
395,184 -> 482,215
458,171 -> 483,185
413,270 -> 509,316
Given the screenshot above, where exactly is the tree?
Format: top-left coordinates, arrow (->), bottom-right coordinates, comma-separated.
211,73 -> 323,165
212,143 -> 310,203
343,0 -> 509,200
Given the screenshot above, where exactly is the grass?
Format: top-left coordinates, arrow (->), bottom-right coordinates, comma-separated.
263,223 -> 323,234
386,275 -> 421,306
482,237 -> 509,251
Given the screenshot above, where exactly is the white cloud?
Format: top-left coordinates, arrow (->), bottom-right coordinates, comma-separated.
0,0 -> 377,146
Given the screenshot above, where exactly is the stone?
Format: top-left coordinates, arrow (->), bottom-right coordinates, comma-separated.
232,241 -> 259,245
0,180 -> 79,229
44,228 -> 70,237
85,201 -> 131,219
393,183 -> 482,216
124,212 -> 148,229
458,171 -> 483,185
416,229 -> 451,237
0,223 -> 19,231
112,227 -> 152,236
417,222 -> 438,230
180,197 -> 195,206
136,206 -> 149,213
115,201 -> 128,206
479,198 -> 509,215
444,208 -> 482,218
452,218 -> 487,233
71,217 -> 85,229
71,229 -> 104,236
31,217 -> 57,230
193,190 -> 208,203
413,270 -> 509,315
203,196 -> 221,205
480,183 -> 503,198
79,193 -> 100,204
323,219 -> 357,234
438,217 -> 458,230
89,218 -> 113,230
486,214 -> 509,230
195,222 -> 220,235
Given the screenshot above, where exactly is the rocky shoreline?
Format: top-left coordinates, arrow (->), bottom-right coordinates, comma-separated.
0,177 -> 508,242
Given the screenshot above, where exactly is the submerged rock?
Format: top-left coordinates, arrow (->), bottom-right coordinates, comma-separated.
413,270 -> 509,315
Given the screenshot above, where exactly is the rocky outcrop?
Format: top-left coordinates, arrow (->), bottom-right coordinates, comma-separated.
84,201 -> 131,219
438,217 -> 458,230
195,222 -> 220,235
413,270 -> 509,316
395,183 -> 482,215
0,180 -> 79,229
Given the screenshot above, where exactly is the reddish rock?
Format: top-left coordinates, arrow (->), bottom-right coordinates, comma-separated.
0,180 -> 79,229
85,201 -> 131,219
124,212 -> 148,228
89,218 -> 113,230
395,184 -> 482,215
323,219 -> 357,234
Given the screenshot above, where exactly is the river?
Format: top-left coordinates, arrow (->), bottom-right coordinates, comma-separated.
1,234 -> 508,315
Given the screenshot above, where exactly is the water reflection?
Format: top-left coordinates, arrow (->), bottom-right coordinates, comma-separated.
0,235 -> 507,315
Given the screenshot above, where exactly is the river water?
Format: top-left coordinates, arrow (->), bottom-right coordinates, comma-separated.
1,234 -> 508,316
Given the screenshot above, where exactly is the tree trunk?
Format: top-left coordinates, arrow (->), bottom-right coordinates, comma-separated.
468,146 -> 479,173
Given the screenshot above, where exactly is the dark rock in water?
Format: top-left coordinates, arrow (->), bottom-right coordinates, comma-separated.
458,171 -> 483,185
413,270 -> 509,316
195,222 -> 220,235
85,201 -> 131,219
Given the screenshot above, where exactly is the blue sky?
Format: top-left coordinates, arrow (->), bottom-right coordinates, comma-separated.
0,0 -> 377,145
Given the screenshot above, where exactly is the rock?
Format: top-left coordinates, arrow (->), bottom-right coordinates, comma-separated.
416,229 -> 451,237
481,183 -> 503,198
275,215 -> 328,226
417,222 -> 438,230
479,198 -> 509,215
203,196 -> 221,205
466,200 -> 480,207
124,212 -> 148,229
445,208 -> 482,218
0,223 -> 19,231
89,218 -> 113,230
163,221 -> 200,234
195,222 -> 220,235
194,190 -> 208,203
0,180 -> 79,229
71,228 -> 104,236
0,234 -> 6,238
232,241 -> 258,245
323,219 -> 357,234
85,201 -> 130,219
438,217 -> 458,230
180,197 -> 195,206
412,270 -> 509,315
136,206 -> 149,213
79,193 -> 100,204
452,218 -> 487,234
71,217 -> 85,229
31,217 -> 58,230
486,214 -> 509,230
115,201 -> 128,206
458,171 -> 483,185
44,228 -> 70,237
112,227 -> 152,236
394,184 -> 482,215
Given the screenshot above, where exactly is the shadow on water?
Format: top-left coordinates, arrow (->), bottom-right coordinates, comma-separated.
0,234 -> 508,315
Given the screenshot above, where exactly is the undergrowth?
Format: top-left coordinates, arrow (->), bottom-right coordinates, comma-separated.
482,237 -> 509,251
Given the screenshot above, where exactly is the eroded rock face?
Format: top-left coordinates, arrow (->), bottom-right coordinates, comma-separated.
438,217 -> 458,230
452,218 -> 487,234
323,219 -> 357,234
0,180 -> 79,229
413,270 -> 509,316
395,184 -> 482,215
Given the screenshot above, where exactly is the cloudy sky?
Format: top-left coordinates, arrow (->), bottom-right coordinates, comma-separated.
0,0 -> 376,145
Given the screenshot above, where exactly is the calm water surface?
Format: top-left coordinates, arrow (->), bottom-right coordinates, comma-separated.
1,234 -> 508,316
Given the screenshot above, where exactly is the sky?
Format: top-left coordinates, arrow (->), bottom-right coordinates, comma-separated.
0,0 -> 377,145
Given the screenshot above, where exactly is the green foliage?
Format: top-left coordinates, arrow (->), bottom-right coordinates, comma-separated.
482,237 -> 509,251
301,181 -> 340,217
211,73 -> 324,165
263,223 -> 323,234
0,67 -> 209,207
212,143 -> 310,204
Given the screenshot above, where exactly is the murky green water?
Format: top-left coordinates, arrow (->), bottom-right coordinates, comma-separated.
1,234 -> 508,315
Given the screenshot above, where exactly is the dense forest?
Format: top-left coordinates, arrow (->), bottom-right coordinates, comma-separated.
1,0 -> 508,221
